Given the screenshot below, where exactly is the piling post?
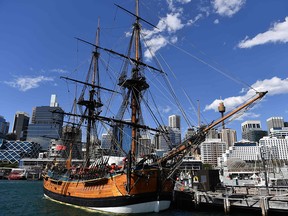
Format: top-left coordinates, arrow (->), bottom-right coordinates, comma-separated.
194,192 -> 200,209
224,197 -> 230,215
260,197 -> 269,216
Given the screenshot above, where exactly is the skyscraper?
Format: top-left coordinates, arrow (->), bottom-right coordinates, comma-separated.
155,126 -> 181,151
267,117 -> 284,134
0,116 -> 9,139
169,115 -> 180,130
101,132 -> 113,149
200,138 -> 227,167
12,112 -> 29,140
220,128 -> 237,147
50,94 -> 58,107
26,95 -> 64,150
241,120 -> 267,143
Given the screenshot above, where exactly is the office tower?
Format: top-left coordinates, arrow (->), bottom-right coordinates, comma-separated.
266,117 -> 284,134
221,140 -> 259,162
200,138 -> 227,167
26,95 -> 64,150
206,128 -> 219,139
184,127 -> 197,140
259,136 -> 288,160
169,115 -> 180,130
0,116 -> 9,139
12,112 -> 30,140
269,127 -> 288,139
220,128 -> 237,147
111,120 -> 132,155
50,94 -> 58,107
155,126 -> 181,152
101,132 -> 113,149
241,120 -> 267,143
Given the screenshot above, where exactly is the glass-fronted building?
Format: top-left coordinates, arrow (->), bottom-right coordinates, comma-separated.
12,112 -> 30,140
26,106 -> 64,150
0,139 -> 41,163
0,116 -> 9,139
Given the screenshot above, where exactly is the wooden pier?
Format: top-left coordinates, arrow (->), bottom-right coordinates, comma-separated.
173,183 -> 288,216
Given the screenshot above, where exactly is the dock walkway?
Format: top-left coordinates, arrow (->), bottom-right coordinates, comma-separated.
174,183 -> 288,216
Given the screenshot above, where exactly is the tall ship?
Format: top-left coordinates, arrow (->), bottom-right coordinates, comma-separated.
43,0 -> 267,213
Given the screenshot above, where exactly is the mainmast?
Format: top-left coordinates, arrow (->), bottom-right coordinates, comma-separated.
131,0 -> 140,157
118,0 -> 149,158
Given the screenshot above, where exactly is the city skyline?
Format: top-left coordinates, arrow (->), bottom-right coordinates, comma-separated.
2,96 -> 287,143
1,0 -> 288,139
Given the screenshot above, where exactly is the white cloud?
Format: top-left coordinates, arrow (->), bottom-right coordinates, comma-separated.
212,0 -> 246,17
162,105 -> 172,114
50,68 -> 68,73
238,17 -> 288,48
252,76 -> 288,95
142,0 -> 244,59
165,13 -> 184,32
143,0 -> 197,59
170,36 -> 178,43
204,76 -> 288,112
177,0 -> 191,3
187,14 -> 203,26
233,112 -> 260,121
144,35 -> 168,59
5,76 -> 54,92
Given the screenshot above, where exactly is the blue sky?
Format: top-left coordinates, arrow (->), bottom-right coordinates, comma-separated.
1,0 -> 288,139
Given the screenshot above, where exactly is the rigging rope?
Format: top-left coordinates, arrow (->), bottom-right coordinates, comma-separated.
167,41 -> 258,93
140,31 -> 196,129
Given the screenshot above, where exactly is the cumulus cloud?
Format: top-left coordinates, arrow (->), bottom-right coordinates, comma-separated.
5,76 -> 54,91
238,17 -> 288,48
204,76 -> 288,112
142,0 -> 198,59
140,0 -> 245,59
144,35 -> 168,59
212,0 -> 246,17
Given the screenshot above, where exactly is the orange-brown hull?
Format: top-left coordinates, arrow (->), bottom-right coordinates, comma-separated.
43,168 -> 174,213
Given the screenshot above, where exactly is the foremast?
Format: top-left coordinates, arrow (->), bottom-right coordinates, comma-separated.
79,19 -> 103,167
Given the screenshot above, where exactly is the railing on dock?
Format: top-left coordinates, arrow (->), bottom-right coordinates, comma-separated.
174,183 -> 288,216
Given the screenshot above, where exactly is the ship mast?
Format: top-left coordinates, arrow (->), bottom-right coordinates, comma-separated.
131,0 -> 140,157
121,0 -> 149,159
82,19 -> 103,167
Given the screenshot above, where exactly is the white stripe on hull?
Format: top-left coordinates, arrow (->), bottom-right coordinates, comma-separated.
44,194 -> 171,214
89,200 -> 171,213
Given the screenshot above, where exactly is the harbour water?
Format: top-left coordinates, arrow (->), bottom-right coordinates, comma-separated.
0,180 -> 255,216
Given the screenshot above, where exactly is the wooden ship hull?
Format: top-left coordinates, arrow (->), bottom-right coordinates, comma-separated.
43,168 -> 173,213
